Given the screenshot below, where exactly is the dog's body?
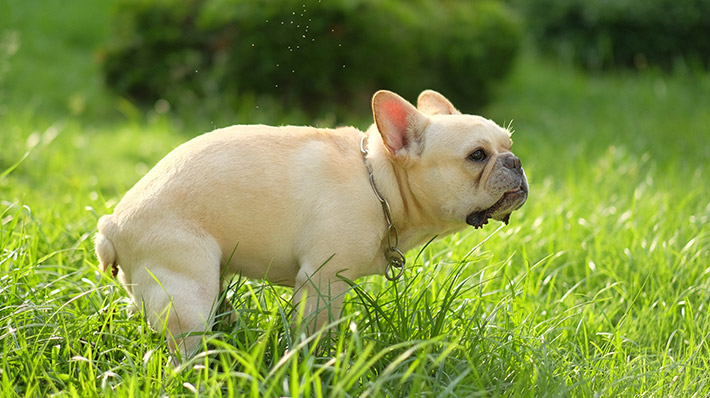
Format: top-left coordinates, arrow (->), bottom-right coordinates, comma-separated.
95,90 -> 527,357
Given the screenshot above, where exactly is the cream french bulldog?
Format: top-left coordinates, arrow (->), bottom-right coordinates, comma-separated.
95,90 -> 528,358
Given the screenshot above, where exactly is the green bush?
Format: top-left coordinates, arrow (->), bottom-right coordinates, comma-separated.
102,0 -> 521,117
518,0 -> 710,70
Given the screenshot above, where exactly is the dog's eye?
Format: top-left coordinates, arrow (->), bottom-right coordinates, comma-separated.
468,149 -> 487,162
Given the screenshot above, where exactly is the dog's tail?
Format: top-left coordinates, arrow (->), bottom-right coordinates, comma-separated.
95,215 -> 119,277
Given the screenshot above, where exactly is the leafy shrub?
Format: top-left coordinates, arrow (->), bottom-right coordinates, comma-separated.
102,0 -> 521,117
517,0 -> 710,70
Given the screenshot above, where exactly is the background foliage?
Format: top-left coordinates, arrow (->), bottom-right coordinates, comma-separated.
103,0 -> 522,117
516,0 -> 710,70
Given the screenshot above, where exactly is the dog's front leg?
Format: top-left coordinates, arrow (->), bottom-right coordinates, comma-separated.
292,268 -> 351,335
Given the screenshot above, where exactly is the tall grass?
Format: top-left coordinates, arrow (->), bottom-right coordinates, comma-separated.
2,1 -> 709,396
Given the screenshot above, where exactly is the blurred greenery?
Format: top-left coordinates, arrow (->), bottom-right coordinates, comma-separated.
513,0 -> 710,70
0,0 -> 113,121
102,0 -> 522,119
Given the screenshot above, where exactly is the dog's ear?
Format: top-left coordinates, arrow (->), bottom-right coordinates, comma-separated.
417,90 -> 461,116
372,90 -> 428,156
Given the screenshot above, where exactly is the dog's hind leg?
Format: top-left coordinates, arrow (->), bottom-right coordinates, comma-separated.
128,234 -> 222,360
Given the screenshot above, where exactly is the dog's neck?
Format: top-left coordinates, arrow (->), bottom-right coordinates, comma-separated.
362,128 -> 463,259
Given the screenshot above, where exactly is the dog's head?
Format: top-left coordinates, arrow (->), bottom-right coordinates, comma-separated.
371,90 -> 528,229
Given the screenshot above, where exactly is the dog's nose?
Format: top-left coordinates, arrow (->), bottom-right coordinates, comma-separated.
503,154 -> 522,170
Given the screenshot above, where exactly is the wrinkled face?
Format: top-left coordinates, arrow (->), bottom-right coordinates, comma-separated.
410,114 -> 528,229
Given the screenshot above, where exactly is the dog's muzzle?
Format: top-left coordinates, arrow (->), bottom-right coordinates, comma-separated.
466,155 -> 528,229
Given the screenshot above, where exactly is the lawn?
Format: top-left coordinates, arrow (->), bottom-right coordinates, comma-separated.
2,1 -> 710,397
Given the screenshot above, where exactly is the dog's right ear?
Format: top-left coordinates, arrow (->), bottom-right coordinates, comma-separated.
372,90 -> 428,156
417,90 -> 461,116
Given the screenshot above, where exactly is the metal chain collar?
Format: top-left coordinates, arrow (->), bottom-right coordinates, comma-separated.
360,135 -> 406,281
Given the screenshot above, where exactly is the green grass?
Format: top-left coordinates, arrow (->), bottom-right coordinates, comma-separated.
2,1 -> 710,396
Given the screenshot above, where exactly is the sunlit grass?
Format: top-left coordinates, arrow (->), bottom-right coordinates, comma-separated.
3,67 -> 709,394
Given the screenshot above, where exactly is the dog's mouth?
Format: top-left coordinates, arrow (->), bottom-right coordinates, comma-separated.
466,185 -> 528,229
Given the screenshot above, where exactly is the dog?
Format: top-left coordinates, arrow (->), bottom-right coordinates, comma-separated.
95,89 -> 528,358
